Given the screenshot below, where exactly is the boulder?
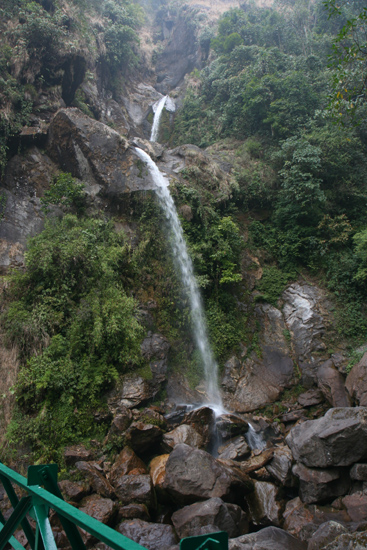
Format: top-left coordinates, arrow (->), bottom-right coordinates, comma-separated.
171,497 -> 248,539
283,497 -> 351,539
341,493 -> 367,522
58,480 -> 90,502
111,474 -> 155,509
125,422 -> 164,454
266,446 -> 295,487
117,519 -> 177,550
162,444 -> 253,506
228,526 -> 307,550
149,454 -> 169,501
75,462 -> 114,499
78,494 -> 116,525
47,108 -> 158,195
286,407 -> 367,468
346,352 -> 367,406
109,447 -> 147,486
298,389 -> 324,408
162,425 -> 203,451
215,414 -> 249,441
117,504 -> 150,522
246,481 -> 282,527
218,437 -> 251,462
108,409 -> 133,435
183,407 -> 216,448
64,445 -> 94,465
234,449 -> 274,474
317,360 -> 351,407
350,464 -> 367,481
110,375 -> 156,410
307,521 -> 348,550
292,463 -> 350,504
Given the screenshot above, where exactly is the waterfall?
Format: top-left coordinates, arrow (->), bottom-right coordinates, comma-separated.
246,423 -> 266,451
134,146 -> 224,413
150,95 -> 167,142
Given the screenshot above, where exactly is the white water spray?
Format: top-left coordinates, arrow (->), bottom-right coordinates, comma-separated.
246,423 -> 266,450
134,146 -> 223,412
150,95 -> 167,142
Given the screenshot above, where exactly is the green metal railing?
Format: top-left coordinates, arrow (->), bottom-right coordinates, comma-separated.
0,462 -> 228,550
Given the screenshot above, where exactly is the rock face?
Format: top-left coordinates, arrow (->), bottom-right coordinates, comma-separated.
162,424 -> 204,451
246,481 -> 282,526
171,497 -> 248,539
292,463 -> 349,504
283,283 -> 328,385
225,304 -> 294,412
307,521 -> 348,550
286,407 -> 367,467
162,444 -> 253,506
47,108 -> 157,196
346,352 -> 367,406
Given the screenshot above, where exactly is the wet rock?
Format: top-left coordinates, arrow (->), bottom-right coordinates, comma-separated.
117,503 -> 150,522
171,497 -> 248,539
292,463 -> 350,504
346,352 -> 367,406
109,447 -> 147,486
218,437 -> 251,462
47,108 -> 157,195
283,283 -> 327,385
112,475 -> 155,509
246,481 -> 282,527
162,443 -> 253,506
307,521 -> 348,550
149,454 -> 169,500
298,389 -> 324,408
221,357 -> 242,392
283,497 -> 351,539
117,519 -> 177,550
235,449 -> 274,474
216,414 -> 249,441
109,375 -> 156,410
228,305 -> 294,412
75,462 -> 114,499
121,83 -> 161,129
350,464 -> 367,481
341,493 -> 367,522
317,360 -> 351,407
140,333 -> 170,385
286,407 -> 367,468
266,445 -> 295,487
229,526 -> 307,550
162,424 -> 203,451
125,422 -> 164,454
64,445 -> 94,465
79,494 -> 116,525
183,407 -> 216,448
58,480 -> 90,502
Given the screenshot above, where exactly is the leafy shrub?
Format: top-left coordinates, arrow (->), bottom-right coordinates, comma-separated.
256,266 -> 292,306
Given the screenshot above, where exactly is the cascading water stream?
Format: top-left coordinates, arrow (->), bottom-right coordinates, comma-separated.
150,95 -> 167,142
134,147 -> 223,413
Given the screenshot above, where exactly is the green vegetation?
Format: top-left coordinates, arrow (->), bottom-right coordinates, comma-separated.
2,211 -> 145,460
172,0 -> 367,344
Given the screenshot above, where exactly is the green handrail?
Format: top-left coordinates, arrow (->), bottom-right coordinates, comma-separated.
0,462 -> 228,550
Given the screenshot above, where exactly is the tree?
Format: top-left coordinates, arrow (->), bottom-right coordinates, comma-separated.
323,0 -> 367,121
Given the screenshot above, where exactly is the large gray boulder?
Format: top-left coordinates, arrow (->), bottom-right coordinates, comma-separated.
171,497 -> 248,539
246,481 -> 282,527
266,446 -> 295,487
292,463 -> 350,504
162,444 -> 253,506
47,108 -> 158,195
286,407 -> 367,468
307,521 -> 348,550
229,526 -> 307,550
317,359 -> 351,407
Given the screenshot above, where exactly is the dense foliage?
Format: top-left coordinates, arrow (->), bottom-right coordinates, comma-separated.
172,0 -> 367,343
3,192 -> 144,459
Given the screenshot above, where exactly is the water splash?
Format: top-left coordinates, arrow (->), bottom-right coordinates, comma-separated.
246,423 -> 266,450
150,95 -> 167,142
134,146 -> 224,412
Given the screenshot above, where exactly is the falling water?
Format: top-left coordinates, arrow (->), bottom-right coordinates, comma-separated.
134,146 -> 223,412
150,95 -> 167,142
246,423 -> 266,450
